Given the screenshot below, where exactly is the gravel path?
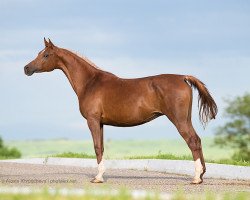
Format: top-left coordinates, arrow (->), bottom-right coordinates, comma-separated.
0,162 -> 249,193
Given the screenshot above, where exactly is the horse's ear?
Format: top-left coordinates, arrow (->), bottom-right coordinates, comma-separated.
48,38 -> 55,48
44,37 -> 49,47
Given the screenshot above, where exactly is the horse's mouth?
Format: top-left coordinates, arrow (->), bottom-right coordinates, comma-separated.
25,71 -> 34,76
24,66 -> 36,76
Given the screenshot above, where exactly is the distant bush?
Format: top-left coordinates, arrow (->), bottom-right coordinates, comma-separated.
0,136 -> 21,159
214,93 -> 250,161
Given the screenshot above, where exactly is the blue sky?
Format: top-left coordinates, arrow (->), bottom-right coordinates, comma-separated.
0,0 -> 250,140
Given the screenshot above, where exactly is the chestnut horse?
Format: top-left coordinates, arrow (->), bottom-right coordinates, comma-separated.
24,39 -> 217,184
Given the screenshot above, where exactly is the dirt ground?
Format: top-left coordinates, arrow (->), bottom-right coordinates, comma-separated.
0,162 -> 249,193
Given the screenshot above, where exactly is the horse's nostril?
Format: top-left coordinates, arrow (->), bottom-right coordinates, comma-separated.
24,66 -> 29,74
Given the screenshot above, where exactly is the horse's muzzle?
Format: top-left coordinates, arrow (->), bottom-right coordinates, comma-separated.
24,65 -> 35,76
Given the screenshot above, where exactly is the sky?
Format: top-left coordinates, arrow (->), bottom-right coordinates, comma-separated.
0,0 -> 250,141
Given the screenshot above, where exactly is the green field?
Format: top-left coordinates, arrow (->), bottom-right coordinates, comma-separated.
6,137 -> 233,161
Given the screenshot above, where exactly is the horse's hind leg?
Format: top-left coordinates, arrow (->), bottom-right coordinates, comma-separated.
187,124 -> 206,183
176,122 -> 206,184
163,93 -> 206,184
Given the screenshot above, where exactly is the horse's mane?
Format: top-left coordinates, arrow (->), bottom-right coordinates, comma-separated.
63,48 -> 117,77
65,49 -> 100,70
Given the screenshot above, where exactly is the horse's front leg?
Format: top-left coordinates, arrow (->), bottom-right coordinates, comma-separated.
87,117 -> 105,183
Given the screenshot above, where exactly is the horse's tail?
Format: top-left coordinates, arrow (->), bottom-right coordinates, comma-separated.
184,75 -> 218,127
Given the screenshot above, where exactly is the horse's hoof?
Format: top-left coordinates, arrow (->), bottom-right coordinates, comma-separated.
90,178 -> 104,183
191,167 -> 205,184
200,168 -> 206,179
191,178 -> 203,184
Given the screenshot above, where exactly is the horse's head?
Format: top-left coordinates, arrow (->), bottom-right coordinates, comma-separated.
24,38 -> 60,76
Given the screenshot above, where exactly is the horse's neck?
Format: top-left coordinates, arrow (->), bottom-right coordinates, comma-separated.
58,49 -> 98,97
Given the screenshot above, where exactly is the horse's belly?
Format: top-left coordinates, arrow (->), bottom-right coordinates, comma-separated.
101,109 -> 162,127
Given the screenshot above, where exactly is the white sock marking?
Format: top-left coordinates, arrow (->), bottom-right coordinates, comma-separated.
95,159 -> 105,181
194,158 -> 203,181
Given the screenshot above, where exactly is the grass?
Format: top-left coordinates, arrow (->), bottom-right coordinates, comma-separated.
52,152 -> 96,159
127,152 -> 193,160
52,151 -> 250,166
0,187 -> 155,200
5,137 -> 234,160
205,158 -> 250,166
0,189 -> 134,200
0,188 -> 249,200
129,154 -> 250,166
172,191 -> 250,200
5,137 -> 249,166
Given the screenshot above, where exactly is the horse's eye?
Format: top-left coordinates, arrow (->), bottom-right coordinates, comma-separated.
44,54 -> 49,58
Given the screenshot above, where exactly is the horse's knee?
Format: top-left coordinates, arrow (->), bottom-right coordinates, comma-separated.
187,135 -> 201,151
